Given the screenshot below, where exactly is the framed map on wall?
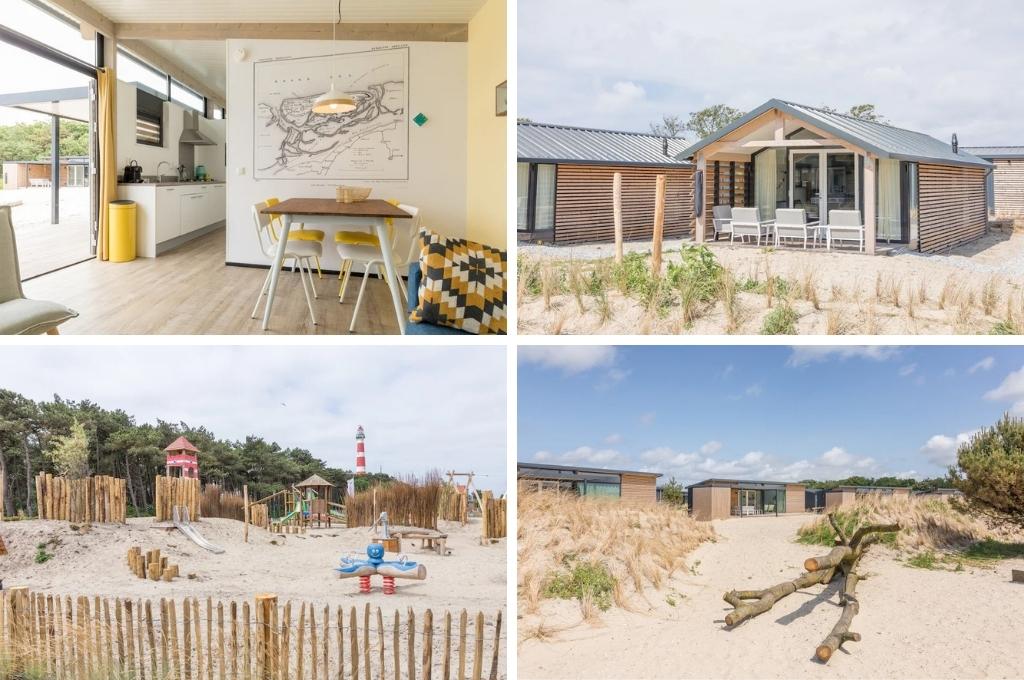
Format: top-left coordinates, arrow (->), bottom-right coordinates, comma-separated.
253,46 -> 409,180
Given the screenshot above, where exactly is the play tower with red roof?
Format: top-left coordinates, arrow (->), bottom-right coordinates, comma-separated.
164,436 -> 200,479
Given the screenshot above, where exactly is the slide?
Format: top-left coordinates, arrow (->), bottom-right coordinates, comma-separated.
172,506 -> 225,554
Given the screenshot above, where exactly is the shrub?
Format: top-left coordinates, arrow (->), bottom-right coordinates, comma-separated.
665,245 -> 722,302
949,415 -> 1024,529
991,320 -> 1018,335
660,477 -> 686,507
761,304 -> 798,335
543,558 -> 616,611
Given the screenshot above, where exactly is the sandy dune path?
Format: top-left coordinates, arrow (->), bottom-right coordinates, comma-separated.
519,514 -> 1024,679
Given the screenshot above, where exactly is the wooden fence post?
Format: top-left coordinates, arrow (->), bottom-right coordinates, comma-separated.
651,174 -> 666,277
254,594 -> 277,680
613,172 -> 623,264
243,485 -> 250,544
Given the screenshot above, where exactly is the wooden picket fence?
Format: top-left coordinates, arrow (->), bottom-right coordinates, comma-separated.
480,495 -> 506,540
0,588 -> 505,680
155,476 -> 201,522
438,487 -> 468,524
33,474 -> 127,523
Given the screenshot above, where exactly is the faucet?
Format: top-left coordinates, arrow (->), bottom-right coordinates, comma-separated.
156,161 -> 171,181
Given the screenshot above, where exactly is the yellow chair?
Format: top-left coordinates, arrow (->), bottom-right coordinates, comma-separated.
266,197 -> 326,278
335,199 -> 401,297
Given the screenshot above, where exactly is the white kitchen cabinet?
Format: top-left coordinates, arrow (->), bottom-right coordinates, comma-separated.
117,182 -> 226,257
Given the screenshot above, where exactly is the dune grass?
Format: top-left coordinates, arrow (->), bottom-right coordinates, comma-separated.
797,495 -> 1024,567
518,489 -> 715,621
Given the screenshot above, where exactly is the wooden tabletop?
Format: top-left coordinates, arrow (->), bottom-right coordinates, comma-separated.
260,198 -> 412,218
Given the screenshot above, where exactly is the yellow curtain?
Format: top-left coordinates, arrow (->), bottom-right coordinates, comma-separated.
96,67 -> 117,261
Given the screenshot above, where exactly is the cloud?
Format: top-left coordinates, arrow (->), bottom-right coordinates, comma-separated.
595,367 -> 631,391
595,80 -> 646,112
519,346 -> 617,374
535,445 -> 628,466
820,446 -> 853,466
984,365 -> 1024,415
969,356 -> 995,374
604,433 -> 623,445
744,384 -> 763,397
920,431 -> 978,466
899,363 -> 917,377
787,346 -> 899,366
700,441 -> 723,455
720,364 -> 735,379
639,412 -> 656,425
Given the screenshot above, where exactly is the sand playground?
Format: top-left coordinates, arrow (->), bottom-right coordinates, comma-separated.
518,513 -> 1024,680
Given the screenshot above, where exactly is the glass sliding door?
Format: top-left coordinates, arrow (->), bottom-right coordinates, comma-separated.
877,159 -> 901,241
516,162 -> 530,231
791,153 -> 820,221
826,153 -> 857,218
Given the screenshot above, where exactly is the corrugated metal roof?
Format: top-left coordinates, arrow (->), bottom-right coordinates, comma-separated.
680,99 -> 992,169
962,146 -> 1024,159
518,122 -> 692,167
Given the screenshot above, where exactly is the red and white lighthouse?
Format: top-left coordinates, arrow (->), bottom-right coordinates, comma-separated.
355,425 -> 367,476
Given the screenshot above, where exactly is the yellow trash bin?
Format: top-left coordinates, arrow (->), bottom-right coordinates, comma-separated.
109,200 -> 137,262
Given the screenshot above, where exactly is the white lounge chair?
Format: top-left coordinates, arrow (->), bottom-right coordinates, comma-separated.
730,207 -> 774,246
774,208 -> 821,249
712,205 -> 733,241
827,210 -> 866,252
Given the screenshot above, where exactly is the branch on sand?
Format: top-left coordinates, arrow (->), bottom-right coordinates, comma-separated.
721,515 -> 900,664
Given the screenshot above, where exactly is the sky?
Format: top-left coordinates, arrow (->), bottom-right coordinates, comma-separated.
518,345 -> 1024,486
518,0 -> 1024,144
0,345 -> 508,493
0,1 -> 95,125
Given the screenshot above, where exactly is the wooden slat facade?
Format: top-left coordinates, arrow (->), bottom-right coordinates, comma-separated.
619,474 -> 657,505
785,484 -> 806,513
702,160 -> 751,240
918,163 -> 988,253
992,159 -> 1024,218
553,164 -> 694,244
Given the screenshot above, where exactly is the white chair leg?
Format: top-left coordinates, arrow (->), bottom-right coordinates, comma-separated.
297,258 -> 317,326
304,258 -> 318,299
251,267 -> 273,319
349,264 -> 372,333
338,260 -> 350,301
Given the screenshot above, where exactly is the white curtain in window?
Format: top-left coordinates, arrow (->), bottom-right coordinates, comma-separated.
516,163 -> 530,230
535,164 -> 556,229
878,159 -> 901,241
755,151 -> 777,220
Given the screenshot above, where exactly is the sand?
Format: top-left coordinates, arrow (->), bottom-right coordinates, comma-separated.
518,514 -> 1024,679
0,517 -> 506,617
519,230 -> 1024,335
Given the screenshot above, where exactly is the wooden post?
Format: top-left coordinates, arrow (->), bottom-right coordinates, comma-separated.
406,608 -> 415,680
613,171 -> 623,263
255,595 -> 277,680
695,153 -> 707,243
243,485 -> 250,544
651,174 -> 666,277
457,610 -> 467,680
7,586 -> 29,675
472,613 -> 483,680
488,611 -> 501,680
422,609 -> 433,680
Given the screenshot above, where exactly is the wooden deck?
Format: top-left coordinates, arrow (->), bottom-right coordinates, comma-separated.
3,187 -> 92,280
22,228 -> 402,335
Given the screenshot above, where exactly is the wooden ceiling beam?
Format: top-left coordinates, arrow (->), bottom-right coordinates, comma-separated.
114,22 -> 469,42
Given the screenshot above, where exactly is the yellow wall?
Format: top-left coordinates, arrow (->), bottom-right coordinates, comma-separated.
465,0 -> 507,249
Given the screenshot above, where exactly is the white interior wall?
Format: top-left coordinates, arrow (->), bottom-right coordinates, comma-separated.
115,80 -> 227,179
224,38 -> 468,268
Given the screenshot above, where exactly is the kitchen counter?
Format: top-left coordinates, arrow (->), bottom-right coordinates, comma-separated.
118,180 -> 225,187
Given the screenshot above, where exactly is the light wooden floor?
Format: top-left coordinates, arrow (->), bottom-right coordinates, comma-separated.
22,228 -> 401,335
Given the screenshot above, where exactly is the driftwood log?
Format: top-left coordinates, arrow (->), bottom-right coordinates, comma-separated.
722,513 -> 900,663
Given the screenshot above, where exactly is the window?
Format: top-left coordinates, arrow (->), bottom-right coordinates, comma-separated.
136,89 -> 163,146
212,107 -> 225,120
170,80 -> 204,113
117,49 -> 168,98
516,162 -> 556,233
3,0 -> 95,65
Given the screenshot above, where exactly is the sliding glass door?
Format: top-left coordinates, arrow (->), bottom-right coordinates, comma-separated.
789,151 -> 858,225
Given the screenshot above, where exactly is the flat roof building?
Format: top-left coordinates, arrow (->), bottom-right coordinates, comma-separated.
824,485 -> 910,510
517,462 -> 661,504
685,478 -> 806,521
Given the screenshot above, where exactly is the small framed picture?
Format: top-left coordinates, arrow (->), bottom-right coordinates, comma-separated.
496,81 -> 507,117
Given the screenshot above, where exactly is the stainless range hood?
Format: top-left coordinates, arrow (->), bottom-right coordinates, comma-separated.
178,110 -> 215,146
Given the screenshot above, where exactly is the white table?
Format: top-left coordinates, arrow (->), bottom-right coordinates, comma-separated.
260,199 -> 413,333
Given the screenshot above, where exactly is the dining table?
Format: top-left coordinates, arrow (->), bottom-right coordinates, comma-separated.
259,198 -> 413,333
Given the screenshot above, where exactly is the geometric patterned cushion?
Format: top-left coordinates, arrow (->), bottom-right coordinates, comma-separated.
408,228 -> 507,335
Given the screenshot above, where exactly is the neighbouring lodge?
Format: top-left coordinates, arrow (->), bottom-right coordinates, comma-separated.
962,146 -> 1024,220
686,478 -> 806,521
517,462 -> 661,504
517,122 -> 692,244
824,485 -> 910,510
520,100 -> 995,254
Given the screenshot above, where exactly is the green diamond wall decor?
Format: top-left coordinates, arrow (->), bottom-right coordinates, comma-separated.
413,113 -> 428,127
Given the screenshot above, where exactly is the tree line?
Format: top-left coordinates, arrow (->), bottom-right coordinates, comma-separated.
648,103 -> 887,141
0,120 -> 90,163
0,389 -> 373,517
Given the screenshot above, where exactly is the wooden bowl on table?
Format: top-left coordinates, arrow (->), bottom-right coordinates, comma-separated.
336,186 -> 372,203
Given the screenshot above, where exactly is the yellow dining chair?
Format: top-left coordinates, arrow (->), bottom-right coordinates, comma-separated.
335,199 -> 402,298
265,197 -> 326,278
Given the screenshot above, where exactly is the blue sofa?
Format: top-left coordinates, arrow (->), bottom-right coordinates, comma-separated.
403,262 -> 469,335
